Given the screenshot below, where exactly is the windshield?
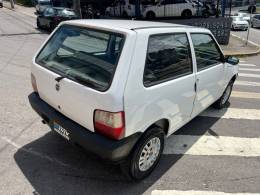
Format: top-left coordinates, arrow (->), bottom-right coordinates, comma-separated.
36,25 -> 125,91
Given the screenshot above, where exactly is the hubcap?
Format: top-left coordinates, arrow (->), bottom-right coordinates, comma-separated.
139,137 -> 161,172
222,85 -> 232,105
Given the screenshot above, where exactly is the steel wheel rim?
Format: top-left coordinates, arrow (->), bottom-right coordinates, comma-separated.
139,137 -> 161,172
222,85 -> 232,105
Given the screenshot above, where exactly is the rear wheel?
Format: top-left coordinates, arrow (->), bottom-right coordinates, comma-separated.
248,6 -> 256,13
181,10 -> 192,19
213,80 -> 234,109
146,11 -> 156,20
120,127 -> 164,180
122,11 -> 128,18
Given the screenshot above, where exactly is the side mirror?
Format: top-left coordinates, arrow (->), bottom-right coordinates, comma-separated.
226,56 -> 239,65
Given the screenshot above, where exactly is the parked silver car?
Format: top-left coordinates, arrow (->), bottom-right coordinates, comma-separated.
251,14 -> 260,28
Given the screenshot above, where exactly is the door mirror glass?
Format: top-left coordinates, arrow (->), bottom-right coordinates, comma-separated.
226,56 -> 239,65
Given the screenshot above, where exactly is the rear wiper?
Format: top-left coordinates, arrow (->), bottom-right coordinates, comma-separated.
55,75 -> 66,82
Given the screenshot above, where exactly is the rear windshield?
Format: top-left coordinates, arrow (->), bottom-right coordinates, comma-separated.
36,25 -> 125,91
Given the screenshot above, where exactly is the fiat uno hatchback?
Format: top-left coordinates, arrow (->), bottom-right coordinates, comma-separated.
29,20 -> 239,180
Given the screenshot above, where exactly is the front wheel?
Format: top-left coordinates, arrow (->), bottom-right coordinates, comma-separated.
213,80 -> 234,109
181,10 -> 192,19
120,127 -> 164,180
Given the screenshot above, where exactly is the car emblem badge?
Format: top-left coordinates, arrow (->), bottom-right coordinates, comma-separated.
55,83 -> 60,91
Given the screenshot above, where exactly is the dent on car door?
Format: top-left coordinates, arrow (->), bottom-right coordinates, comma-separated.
125,33 -> 196,135
191,33 -> 225,116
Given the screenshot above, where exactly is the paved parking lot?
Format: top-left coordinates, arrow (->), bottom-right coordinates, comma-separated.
1,8 -> 260,195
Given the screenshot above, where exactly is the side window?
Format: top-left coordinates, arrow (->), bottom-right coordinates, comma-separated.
143,33 -> 193,86
191,33 -> 223,71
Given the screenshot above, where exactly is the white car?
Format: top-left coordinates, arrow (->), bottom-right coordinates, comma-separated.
29,20 -> 239,180
105,0 -> 136,17
36,0 -> 52,14
231,16 -> 249,30
142,0 -> 196,19
0,0 -> 3,8
234,12 -> 251,22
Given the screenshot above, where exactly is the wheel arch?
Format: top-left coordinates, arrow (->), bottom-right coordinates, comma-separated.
142,118 -> 170,136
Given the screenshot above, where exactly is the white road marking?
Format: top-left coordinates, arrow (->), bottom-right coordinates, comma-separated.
164,135 -> 260,156
239,68 -> 260,72
235,80 -> 260,87
0,136 -> 72,168
152,190 -> 259,195
200,108 -> 260,120
239,73 -> 260,79
231,91 -> 260,99
239,64 -> 256,67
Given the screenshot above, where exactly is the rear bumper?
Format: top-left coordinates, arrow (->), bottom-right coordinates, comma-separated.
28,92 -> 141,163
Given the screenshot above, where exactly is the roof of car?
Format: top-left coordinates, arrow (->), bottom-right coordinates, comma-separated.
63,19 -> 194,31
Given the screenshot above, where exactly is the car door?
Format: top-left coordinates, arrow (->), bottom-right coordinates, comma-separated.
124,31 -> 196,135
190,33 -> 225,117
162,0 -> 174,17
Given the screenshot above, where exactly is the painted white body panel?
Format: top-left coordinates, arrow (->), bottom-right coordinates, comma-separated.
106,0 -> 136,17
32,20 -> 238,138
143,1 -> 196,18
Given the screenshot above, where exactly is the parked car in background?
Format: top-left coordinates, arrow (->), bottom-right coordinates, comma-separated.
251,14 -> 260,28
234,12 -> 250,22
105,0 -> 136,17
142,0 -> 196,19
37,7 -> 78,31
36,0 -> 52,14
29,20 -> 239,180
0,0 -> 3,8
231,16 -> 249,31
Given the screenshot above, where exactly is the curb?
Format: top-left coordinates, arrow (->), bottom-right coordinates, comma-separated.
224,34 -> 260,57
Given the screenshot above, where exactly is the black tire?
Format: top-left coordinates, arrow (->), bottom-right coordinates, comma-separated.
248,6 -> 256,13
36,19 -> 41,29
251,22 -> 254,28
49,22 -> 56,31
202,11 -> 210,18
146,11 -> 156,20
122,11 -> 128,18
120,127 -> 165,181
213,80 -> 234,109
181,10 -> 192,19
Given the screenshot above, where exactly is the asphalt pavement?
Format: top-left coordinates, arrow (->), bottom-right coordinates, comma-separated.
1,7 -> 260,195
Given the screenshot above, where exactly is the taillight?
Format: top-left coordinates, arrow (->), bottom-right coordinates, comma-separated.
31,73 -> 38,92
94,110 -> 125,140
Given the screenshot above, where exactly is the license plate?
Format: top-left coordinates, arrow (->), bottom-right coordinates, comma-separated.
53,122 -> 70,140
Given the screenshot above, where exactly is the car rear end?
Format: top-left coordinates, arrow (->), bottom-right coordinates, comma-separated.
29,21 -> 140,162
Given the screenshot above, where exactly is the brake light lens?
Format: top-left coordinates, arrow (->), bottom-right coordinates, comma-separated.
94,110 -> 125,140
31,73 -> 38,92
